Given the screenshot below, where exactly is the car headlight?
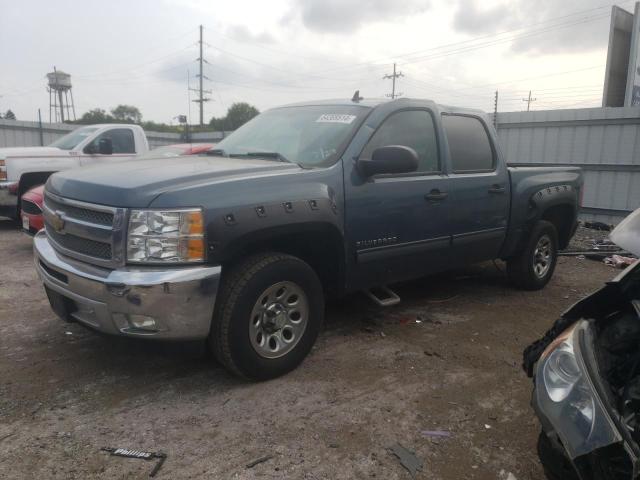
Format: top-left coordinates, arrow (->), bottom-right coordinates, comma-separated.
127,209 -> 205,264
535,321 -> 622,459
543,341 -> 582,402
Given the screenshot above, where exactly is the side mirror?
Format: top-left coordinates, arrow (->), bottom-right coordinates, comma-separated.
98,138 -> 113,155
357,145 -> 419,177
83,143 -> 97,154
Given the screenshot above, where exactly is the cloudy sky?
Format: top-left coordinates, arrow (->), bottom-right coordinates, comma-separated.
0,0 -> 631,124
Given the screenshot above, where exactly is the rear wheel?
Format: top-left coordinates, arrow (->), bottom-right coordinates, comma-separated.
210,252 -> 324,380
507,220 -> 558,290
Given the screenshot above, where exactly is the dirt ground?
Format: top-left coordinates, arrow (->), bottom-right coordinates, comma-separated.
0,220 -> 619,480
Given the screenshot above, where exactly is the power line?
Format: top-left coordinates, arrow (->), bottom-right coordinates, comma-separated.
383,63 -> 404,99
522,90 -> 537,111
191,25 -> 212,126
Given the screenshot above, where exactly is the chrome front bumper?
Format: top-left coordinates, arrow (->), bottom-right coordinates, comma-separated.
34,230 -> 221,340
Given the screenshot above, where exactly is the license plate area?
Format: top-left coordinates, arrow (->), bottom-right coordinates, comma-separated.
44,286 -> 77,321
22,215 -> 29,231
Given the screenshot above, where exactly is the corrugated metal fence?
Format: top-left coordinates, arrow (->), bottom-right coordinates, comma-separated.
0,119 -> 226,149
497,107 -> 640,224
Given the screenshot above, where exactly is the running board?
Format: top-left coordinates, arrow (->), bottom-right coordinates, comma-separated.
364,286 -> 401,307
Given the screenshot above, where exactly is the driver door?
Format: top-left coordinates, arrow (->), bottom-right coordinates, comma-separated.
345,108 -> 452,288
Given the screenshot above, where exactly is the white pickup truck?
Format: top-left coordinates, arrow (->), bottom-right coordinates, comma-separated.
0,124 -> 149,219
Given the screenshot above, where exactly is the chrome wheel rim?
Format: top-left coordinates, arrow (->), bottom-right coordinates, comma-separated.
249,281 -> 309,359
533,234 -> 553,278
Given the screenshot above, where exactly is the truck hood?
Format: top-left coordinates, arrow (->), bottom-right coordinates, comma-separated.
0,146 -> 65,159
46,156 -> 300,207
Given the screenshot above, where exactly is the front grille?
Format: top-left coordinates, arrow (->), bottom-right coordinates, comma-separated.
43,192 -> 123,267
46,224 -> 113,260
21,199 -> 42,215
45,196 -> 114,226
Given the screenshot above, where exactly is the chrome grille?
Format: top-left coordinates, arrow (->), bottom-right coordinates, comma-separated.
46,227 -> 112,259
44,195 -> 113,226
43,191 -> 126,268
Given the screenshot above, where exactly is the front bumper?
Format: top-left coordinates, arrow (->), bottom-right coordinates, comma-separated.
0,181 -> 18,218
34,230 -> 221,340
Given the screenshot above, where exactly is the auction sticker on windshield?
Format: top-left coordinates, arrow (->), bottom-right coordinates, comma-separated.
316,114 -> 357,124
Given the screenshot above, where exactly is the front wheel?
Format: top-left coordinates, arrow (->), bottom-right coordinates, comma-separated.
210,253 -> 324,380
507,220 -> 558,290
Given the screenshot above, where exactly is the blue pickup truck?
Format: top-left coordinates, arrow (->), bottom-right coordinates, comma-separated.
34,97 -> 583,379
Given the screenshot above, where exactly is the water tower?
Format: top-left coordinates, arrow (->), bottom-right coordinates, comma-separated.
47,67 -> 76,123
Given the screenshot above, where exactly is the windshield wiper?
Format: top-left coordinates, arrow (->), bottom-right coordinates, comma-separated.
239,152 -> 290,163
230,151 -> 307,168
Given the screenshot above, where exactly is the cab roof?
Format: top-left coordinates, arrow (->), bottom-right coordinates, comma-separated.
277,97 -> 487,116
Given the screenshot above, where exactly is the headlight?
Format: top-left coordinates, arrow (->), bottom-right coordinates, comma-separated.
127,209 -> 205,264
535,321 -> 622,459
543,342 -> 581,402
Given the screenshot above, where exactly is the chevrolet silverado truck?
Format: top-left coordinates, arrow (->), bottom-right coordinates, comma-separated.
0,124 -> 149,219
33,97 -> 583,380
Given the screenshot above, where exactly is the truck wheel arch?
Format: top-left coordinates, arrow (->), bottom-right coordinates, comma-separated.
216,222 -> 346,298
539,204 -> 575,250
17,172 -> 56,215
19,172 -> 55,193
527,185 -> 578,250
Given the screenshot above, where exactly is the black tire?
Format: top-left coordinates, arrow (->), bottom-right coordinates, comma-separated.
537,433 -> 579,480
507,220 -> 558,290
210,252 -> 324,380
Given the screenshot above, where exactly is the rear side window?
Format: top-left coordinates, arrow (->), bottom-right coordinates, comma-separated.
92,129 -> 136,154
361,110 -> 439,173
442,115 -> 494,172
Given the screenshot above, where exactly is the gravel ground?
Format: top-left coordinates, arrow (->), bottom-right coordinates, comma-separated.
0,220 -> 619,480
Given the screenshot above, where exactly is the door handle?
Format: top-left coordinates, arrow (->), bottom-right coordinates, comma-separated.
488,184 -> 506,194
424,189 -> 448,201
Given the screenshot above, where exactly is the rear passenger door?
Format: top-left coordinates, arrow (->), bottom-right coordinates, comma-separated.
442,114 -> 510,264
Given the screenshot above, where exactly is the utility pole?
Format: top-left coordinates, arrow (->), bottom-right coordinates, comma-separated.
522,90 -> 537,112
383,63 -> 404,99
493,90 -> 499,130
191,25 -> 211,126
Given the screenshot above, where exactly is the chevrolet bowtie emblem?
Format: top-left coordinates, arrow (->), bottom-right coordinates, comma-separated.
51,210 -> 65,233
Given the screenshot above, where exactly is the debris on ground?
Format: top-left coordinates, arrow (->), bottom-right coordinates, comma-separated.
421,430 -> 451,439
246,454 -> 274,469
499,470 -> 518,480
604,255 -> 637,269
423,350 -> 442,358
101,447 -> 167,477
389,443 -> 423,479
584,221 -> 612,231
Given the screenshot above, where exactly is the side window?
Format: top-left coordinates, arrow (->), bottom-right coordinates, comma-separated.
442,115 -> 494,172
361,110 -> 439,173
92,129 -> 136,154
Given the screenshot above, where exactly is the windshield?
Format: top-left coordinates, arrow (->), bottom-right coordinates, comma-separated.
213,105 -> 369,167
49,126 -> 99,150
137,145 -> 187,160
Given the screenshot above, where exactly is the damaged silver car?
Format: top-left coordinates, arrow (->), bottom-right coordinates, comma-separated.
524,211 -> 640,479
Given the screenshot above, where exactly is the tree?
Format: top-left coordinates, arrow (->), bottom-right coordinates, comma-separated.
110,105 -> 142,123
209,102 -> 259,131
78,108 -> 112,124
4,109 -> 16,120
